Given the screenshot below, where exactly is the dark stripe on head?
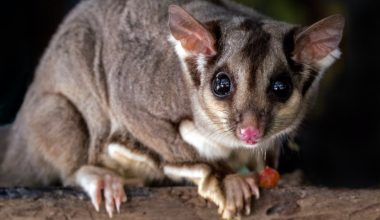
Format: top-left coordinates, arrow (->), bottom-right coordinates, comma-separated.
205,21 -> 223,66
239,19 -> 271,89
184,57 -> 201,87
283,27 -> 304,73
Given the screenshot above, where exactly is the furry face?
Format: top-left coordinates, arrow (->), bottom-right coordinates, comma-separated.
169,5 -> 344,154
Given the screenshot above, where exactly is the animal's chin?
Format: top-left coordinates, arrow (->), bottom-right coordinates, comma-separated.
233,136 -> 263,148
242,139 -> 263,147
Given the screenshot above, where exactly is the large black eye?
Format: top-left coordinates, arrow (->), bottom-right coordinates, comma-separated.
269,76 -> 293,102
212,72 -> 233,98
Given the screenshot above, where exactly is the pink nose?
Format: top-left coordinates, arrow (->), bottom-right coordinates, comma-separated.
239,127 -> 261,145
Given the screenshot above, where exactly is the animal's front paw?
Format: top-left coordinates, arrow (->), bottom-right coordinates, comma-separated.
220,173 -> 260,219
197,172 -> 259,220
163,163 -> 260,219
73,166 -> 127,218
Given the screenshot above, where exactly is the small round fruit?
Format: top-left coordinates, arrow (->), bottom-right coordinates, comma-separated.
259,166 -> 280,189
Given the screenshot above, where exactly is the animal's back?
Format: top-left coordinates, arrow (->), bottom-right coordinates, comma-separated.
0,0 -> 193,186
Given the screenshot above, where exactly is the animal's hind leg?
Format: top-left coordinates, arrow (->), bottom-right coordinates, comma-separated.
23,94 -> 90,179
21,94 -> 128,217
1,94 -> 90,186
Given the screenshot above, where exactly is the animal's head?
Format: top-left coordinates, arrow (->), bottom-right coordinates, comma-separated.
168,5 -> 344,149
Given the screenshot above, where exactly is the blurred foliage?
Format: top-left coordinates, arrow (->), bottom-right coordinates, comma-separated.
238,0 -> 307,22
238,0 -> 344,22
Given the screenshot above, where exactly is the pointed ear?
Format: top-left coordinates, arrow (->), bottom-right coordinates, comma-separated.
293,15 -> 345,65
168,5 -> 216,57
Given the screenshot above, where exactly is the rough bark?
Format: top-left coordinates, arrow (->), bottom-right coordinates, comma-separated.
0,184 -> 379,220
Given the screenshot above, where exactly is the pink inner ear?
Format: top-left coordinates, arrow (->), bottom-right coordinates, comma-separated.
294,15 -> 345,63
168,5 -> 216,57
298,34 -> 340,61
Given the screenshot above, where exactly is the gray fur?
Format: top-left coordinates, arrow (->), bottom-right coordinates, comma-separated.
0,0 -> 343,195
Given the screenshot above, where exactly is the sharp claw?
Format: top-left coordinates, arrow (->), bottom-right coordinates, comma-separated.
88,182 -> 102,212
112,181 -> 124,213
253,187 -> 260,199
245,204 -> 251,216
105,198 -> 114,218
247,179 -> 260,199
121,185 -> 127,202
106,205 -> 114,218
91,198 -> 100,212
75,167 -> 127,217
104,175 -> 115,218
115,198 -> 121,213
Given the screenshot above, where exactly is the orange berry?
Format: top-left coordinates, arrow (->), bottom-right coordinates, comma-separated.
259,166 -> 280,189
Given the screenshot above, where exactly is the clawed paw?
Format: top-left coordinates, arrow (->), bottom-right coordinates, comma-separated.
220,173 -> 260,219
75,166 -> 127,218
198,172 -> 259,220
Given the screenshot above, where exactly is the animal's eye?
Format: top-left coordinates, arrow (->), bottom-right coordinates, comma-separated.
212,72 -> 233,98
269,76 -> 293,102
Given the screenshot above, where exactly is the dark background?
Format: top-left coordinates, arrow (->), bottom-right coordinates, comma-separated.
0,0 -> 379,187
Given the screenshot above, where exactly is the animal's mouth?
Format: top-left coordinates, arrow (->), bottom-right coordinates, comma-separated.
243,138 -> 260,145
